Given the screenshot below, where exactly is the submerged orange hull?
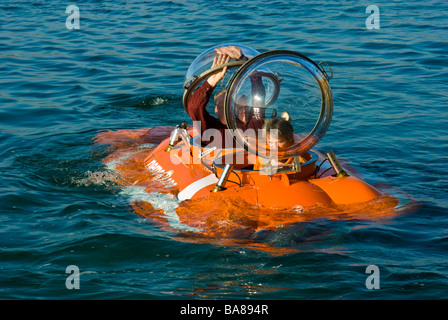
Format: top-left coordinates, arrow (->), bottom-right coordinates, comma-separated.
93,126 -> 414,255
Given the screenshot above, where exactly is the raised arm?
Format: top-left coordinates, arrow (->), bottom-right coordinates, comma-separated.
207,54 -> 230,88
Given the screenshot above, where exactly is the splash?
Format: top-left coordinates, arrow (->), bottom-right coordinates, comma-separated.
74,170 -> 124,188
122,186 -> 201,233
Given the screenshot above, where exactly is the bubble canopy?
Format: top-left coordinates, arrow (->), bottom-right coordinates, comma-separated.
183,45 -> 333,159
183,44 -> 260,111
225,50 -> 333,159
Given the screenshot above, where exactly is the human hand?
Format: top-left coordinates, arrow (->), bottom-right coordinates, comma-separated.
215,46 -> 243,60
207,54 -> 230,88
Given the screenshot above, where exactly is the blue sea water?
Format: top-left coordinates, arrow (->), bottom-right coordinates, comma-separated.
0,0 -> 447,301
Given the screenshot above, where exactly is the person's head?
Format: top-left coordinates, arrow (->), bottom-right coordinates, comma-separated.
235,94 -> 249,125
214,90 -> 226,125
262,117 -> 294,149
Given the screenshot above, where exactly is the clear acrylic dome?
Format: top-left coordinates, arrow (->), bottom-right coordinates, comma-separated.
182,44 -> 261,114
183,43 -> 260,90
224,50 -> 333,159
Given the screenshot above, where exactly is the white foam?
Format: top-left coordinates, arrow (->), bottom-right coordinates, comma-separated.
151,97 -> 167,106
120,186 -> 202,233
74,170 -> 122,188
137,143 -> 156,149
105,151 -> 138,171
105,143 -> 155,172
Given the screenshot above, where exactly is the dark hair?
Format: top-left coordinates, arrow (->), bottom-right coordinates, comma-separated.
262,118 -> 294,147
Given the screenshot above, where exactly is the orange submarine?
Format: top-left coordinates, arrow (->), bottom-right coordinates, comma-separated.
94,44 -> 414,253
